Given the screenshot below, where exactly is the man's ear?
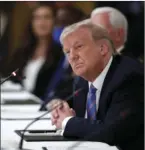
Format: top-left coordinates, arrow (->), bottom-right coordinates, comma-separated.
100,45 -> 103,51
100,43 -> 109,56
116,28 -> 124,42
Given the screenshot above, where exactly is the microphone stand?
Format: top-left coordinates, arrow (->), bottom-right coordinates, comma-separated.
18,88 -> 83,150
0,68 -> 19,85
19,111 -> 50,150
40,86 -> 82,111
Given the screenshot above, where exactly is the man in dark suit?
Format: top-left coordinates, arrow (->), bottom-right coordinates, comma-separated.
51,20 -> 143,150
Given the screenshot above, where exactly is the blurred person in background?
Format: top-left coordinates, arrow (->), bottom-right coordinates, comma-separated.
0,2 -> 15,63
0,3 -> 73,102
53,6 -> 86,45
93,2 -> 144,61
91,7 -> 128,55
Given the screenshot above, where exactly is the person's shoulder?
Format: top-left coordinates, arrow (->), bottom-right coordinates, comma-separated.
114,55 -> 143,76
51,40 -> 62,51
109,55 -> 143,89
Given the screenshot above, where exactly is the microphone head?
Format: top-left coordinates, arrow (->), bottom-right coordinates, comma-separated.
11,71 -> 17,77
74,88 -> 83,96
11,68 -> 26,81
11,68 -> 19,77
0,68 -> 20,85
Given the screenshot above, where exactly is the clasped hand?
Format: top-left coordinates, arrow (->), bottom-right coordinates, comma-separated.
50,99 -> 76,129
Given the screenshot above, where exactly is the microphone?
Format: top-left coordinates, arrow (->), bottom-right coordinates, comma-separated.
0,68 -> 19,85
19,87 -> 83,150
40,86 -> 82,111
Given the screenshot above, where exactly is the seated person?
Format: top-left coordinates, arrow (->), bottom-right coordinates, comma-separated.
0,2 -> 15,64
91,7 -> 128,55
51,20 -> 144,150
0,3 -> 73,103
53,6 -> 86,45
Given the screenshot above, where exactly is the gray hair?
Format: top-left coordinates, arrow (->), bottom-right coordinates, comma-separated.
91,7 -> 128,43
60,19 -> 116,54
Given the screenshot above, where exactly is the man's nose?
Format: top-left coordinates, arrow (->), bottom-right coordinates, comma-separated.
69,49 -> 78,61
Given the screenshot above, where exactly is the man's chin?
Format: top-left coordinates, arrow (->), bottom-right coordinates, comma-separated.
74,69 -> 85,77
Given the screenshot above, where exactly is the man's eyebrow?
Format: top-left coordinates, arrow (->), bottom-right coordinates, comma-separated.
63,48 -> 69,53
73,41 -> 82,45
62,40 -> 83,52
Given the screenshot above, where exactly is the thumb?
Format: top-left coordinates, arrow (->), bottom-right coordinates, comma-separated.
62,101 -> 70,109
70,108 -> 76,116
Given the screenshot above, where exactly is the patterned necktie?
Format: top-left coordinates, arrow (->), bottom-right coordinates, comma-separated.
86,84 -> 97,121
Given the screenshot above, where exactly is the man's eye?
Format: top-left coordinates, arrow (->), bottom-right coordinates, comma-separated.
65,51 -> 70,56
77,45 -> 83,49
66,51 -> 70,54
63,49 -> 70,54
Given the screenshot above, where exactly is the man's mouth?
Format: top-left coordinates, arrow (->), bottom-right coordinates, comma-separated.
74,63 -> 83,69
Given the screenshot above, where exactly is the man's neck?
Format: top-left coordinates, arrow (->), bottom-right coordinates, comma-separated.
85,55 -> 112,82
89,56 -> 113,91
116,45 -> 124,53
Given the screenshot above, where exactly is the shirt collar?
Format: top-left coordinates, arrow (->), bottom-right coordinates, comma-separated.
89,56 -> 113,91
117,45 -> 124,53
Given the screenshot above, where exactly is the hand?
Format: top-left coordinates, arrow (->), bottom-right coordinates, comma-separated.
51,101 -> 75,129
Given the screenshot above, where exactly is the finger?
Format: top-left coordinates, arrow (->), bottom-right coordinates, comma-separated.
70,108 -> 76,116
57,101 -> 70,114
57,106 -> 64,113
61,101 -> 70,109
47,99 -> 62,110
51,109 -> 59,118
58,101 -> 63,110
52,99 -> 62,109
55,121 -> 61,129
51,117 -> 57,125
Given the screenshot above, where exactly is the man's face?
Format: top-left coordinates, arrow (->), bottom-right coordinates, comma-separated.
91,13 -> 110,29
62,27 -> 104,80
91,13 -> 116,41
91,12 -> 124,49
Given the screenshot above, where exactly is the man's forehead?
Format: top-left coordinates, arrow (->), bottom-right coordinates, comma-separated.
92,12 -> 110,25
63,34 -> 83,48
62,29 -> 91,51
64,27 -> 91,42
93,11 -> 110,18
76,27 -> 91,34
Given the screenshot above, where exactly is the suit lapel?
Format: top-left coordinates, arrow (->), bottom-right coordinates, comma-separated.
97,55 -> 122,119
73,55 -> 124,119
73,77 -> 88,117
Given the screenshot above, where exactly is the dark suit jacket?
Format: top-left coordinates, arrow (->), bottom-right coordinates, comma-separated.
63,55 -> 144,150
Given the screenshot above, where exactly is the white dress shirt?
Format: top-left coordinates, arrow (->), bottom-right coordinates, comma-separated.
23,57 -> 45,92
117,45 -> 124,53
61,56 -> 113,134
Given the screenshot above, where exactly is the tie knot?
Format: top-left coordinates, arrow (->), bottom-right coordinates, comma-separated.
89,84 -> 97,94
